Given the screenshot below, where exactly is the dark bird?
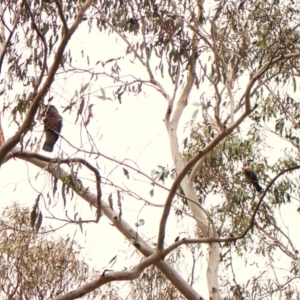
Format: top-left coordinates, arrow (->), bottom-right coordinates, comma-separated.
242,167 -> 263,192
42,105 -> 63,152
127,18 -> 137,24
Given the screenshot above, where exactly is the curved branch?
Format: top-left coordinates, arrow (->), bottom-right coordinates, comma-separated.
10,151 -> 102,222
56,163 -> 300,300
157,164 -> 300,251
190,51 -> 300,184
61,136 -> 205,208
4,146 -> 203,300
0,3 -> 23,73
54,252 -> 162,300
157,107 -> 255,249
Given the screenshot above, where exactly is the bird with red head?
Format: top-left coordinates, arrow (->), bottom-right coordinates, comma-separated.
242,167 -> 263,192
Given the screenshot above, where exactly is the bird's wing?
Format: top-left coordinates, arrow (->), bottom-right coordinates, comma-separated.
57,117 -> 63,133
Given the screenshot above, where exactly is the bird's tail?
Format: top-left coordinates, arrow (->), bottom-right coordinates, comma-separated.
254,182 -> 263,192
42,142 -> 54,152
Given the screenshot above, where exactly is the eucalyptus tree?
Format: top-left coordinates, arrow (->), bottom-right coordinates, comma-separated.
1,0 -> 300,299
0,203 -> 114,300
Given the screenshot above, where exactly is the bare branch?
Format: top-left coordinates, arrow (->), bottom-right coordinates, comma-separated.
54,0 -> 68,31
4,146 -> 204,300
54,252 -> 162,300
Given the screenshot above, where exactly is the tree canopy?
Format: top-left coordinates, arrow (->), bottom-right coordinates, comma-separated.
0,202 -> 108,300
1,0 -> 300,299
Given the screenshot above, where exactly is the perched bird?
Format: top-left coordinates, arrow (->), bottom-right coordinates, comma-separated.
42,105 -> 63,152
242,167 -> 263,192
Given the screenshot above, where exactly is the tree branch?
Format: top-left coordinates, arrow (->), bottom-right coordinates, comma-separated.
0,3 -> 23,73
10,151 -> 102,222
4,147 -> 204,300
0,0 -> 93,167
54,0 -> 68,31
54,252 -> 162,300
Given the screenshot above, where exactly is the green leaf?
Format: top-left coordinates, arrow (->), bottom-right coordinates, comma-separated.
35,212 -> 43,233
150,189 -> 154,197
123,168 -> 129,179
78,217 -> 83,233
30,206 -> 38,228
80,83 -> 89,93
